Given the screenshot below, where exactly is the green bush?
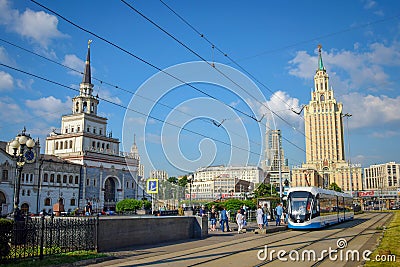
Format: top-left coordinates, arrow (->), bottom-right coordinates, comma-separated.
0,218 -> 13,259
116,199 -> 142,212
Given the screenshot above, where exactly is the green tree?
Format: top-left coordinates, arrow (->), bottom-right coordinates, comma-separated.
168,177 -> 178,184
142,200 -> 152,210
329,182 -> 342,192
253,183 -> 276,198
178,175 -> 188,187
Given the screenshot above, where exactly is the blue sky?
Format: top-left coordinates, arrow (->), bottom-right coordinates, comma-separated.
0,0 -> 399,177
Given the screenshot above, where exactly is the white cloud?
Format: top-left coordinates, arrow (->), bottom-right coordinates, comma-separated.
97,89 -> 122,105
0,71 -> 14,91
342,92 -> 400,129
363,0 -> 376,9
0,46 -> 16,66
25,96 -> 70,122
0,0 -> 67,48
0,97 -> 23,123
0,70 -> 13,90
288,43 -> 399,92
258,90 -> 303,130
63,54 -> 85,77
371,130 -> 399,138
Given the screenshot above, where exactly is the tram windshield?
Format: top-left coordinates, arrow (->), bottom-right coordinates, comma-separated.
288,191 -> 314,222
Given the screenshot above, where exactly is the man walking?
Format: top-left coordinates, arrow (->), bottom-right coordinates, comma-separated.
275,203 -> 283,226
220,207 -> 230,232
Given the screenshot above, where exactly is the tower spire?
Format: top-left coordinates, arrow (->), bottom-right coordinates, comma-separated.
317,44 -> 325,71
82,40 -> 92,84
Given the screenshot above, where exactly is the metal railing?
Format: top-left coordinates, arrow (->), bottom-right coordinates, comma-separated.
0,214 -> 98,263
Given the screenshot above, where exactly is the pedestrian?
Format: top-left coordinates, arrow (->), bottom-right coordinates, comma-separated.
85,202 -> 92,216
178,205 -> 184,216
262,203 -> 269,228
275,203 -> 283,226
256,205 -> 264,229
210,207 -> 217,231
199,205 -> 206,217
236,209 -> 244,233
219,206 -> 230,232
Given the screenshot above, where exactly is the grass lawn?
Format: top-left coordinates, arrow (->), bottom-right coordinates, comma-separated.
365,210 -> 399,267
0,250 -> 109,267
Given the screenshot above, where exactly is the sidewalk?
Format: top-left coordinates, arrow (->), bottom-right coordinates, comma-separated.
81,221 -> 288,266
210,220 -> 287,233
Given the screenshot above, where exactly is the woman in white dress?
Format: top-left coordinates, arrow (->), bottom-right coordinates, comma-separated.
256,205 -> 264,229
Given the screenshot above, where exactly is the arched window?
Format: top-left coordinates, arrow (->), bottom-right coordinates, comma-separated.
2,170 -> 8,181
83,101 -> 87,112
60,142 -> 63,149
50,174 -> 54,183
57,174 -> 61,183
64,141 -> 68,148
92,141 -> 95,148
22,190 -> 25,196
55,142 -> 59,150
44,198 -> 51,206
76,102 -> 79,112
75,176 -> 79,184
69,175 -> 73,184
63,175 -> 67,183
27,190 -> 30,196
70,198 -> 76,206
44,173 -> 48,182
69,140 -> 73,149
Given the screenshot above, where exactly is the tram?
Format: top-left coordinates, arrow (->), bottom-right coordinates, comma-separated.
287,187 -> 354,229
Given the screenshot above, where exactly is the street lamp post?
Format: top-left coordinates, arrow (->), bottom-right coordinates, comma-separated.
188,173 -> 193,210
10,128 -> 36,221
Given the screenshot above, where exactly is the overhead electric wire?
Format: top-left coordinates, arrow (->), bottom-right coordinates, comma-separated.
30,0 -> 264,126
29,0 -> 307,159
0,37 -> 262,147
120,0 -> 309,155
0,62 -> 263,157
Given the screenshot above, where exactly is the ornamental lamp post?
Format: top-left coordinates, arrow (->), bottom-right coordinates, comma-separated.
10,128 -> 36,221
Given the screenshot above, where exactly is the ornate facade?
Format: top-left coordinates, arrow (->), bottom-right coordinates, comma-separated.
45,41 -> 141,210
292,45 -> 362,194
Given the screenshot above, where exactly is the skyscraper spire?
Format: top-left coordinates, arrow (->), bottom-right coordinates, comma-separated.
82,40 -> 92,84
317,44 -> 325,71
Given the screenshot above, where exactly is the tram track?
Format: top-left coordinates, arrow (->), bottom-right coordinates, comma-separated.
310,212 -> 393,267
252,212 -> 389,267
89,212 -> 377,267
184,213 -> 373,267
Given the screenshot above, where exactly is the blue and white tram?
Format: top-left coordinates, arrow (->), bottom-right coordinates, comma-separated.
287,187 -> 354,229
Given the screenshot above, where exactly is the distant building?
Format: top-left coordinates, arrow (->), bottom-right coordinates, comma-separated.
364,162 -> 399,190
292,45 -> 362,194
150,170 -> 168,180
189,165 -> 262,200
194,165 -> 265,185
263,128 -> 291,188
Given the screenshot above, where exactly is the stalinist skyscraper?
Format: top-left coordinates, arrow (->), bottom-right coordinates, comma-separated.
292,45 -> 362,194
